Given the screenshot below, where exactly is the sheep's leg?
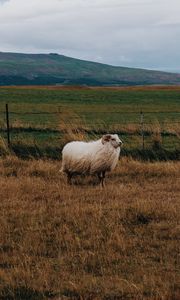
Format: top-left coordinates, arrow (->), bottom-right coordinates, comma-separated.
97,173 -> 101,184
98,171 -> 106,187
101,171 -> 106,187
67,172 -> 73,185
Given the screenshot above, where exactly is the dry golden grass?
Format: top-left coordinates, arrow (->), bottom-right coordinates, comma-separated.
0,156 -> 180,299
1,85 -> 180,91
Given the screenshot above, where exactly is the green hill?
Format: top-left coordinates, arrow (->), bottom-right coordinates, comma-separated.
0,51 -> 180,86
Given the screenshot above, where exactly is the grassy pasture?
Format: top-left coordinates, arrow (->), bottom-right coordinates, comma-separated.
0,87 -> 179,299
0,157 -> 179,300
0,86 -> 180,124
0,86 -> 179,159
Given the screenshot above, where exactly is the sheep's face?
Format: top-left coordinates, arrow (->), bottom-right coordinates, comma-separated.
102,134 -> 122,148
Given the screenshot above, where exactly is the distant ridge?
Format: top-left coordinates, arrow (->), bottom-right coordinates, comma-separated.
0,51 -> 180,86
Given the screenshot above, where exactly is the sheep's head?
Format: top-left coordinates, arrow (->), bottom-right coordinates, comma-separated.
102,134 -> 122,148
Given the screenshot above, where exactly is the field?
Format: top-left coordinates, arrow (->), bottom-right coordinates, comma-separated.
0,86 -> 180,160
0,157 -> 180,300
0,86 -> 179,299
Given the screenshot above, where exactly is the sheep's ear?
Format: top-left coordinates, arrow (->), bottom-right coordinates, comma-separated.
102,134 -> 111,144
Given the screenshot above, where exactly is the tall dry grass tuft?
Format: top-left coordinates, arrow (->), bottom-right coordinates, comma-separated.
0,156 -> 179,299
150,120 -> 163,150
108,123 -> 141,135
11,119 -> 26,129
58,107 -> 94,144
164,120 -> 180,138
0,135 -> 11,155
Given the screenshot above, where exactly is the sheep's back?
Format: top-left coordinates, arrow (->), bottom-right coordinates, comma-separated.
62,141 -> 94,174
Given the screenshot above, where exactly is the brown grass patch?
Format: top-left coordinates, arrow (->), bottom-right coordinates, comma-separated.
0,157 -> 179,299
1,85 -> 180,91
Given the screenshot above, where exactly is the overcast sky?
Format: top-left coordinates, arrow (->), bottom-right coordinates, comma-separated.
0,0 -> 180,72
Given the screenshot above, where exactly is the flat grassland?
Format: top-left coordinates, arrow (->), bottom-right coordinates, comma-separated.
0,157 -> 179,300
0,86 -> 180,125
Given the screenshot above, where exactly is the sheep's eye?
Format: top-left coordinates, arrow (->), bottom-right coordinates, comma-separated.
111,138 -> 115,141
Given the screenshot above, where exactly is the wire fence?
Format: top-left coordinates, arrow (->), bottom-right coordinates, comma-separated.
0,104 -> 179,152
0,110 -> 180,126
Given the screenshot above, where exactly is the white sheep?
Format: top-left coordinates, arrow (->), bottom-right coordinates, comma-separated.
61,134 -> 122,186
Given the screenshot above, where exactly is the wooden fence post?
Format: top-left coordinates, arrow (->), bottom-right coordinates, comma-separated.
6,103 -> 10,146
140,111 -> 144,150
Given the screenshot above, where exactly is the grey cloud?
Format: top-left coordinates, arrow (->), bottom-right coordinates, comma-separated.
0,0 -> 180,72
0,0 -> 9,3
